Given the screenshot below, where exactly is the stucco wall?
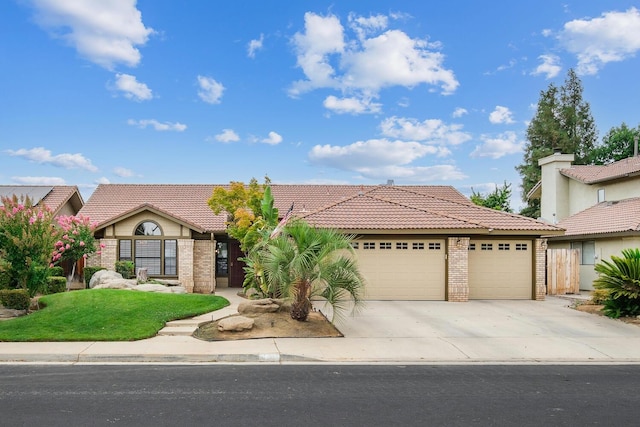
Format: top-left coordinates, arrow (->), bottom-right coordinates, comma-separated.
568,179 -> 640,218
108,211 -> 188,237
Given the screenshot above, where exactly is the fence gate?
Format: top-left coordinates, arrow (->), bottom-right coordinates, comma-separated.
546,249 -> 580,295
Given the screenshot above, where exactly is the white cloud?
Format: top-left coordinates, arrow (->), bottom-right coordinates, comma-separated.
289,12 -> 458,99
215,129 -> 240,143
113,167 -> 134,177
379,116 -> 471,145
489,106 -> 515,124
531,54 -> 562,79
6,147 -> 98,172
559,7 -> 640,75
11,176 -> 66,185
247,33 -> 264,58
127,119 -> 187,131
470,131 -> 524,159
197,75 -> 225,104
323,95 -> 381,114
114,73 -> 152,101
261,131 -> 283,145
95,177 -> 111,184
452,107 -> 468,118
30,0 -> 154,69
541,29 -> 553,37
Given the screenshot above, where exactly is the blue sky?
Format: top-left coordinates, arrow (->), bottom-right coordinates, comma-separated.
2,1 -> 640,209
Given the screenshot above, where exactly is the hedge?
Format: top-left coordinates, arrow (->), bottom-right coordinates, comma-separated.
0,289 -> 30,310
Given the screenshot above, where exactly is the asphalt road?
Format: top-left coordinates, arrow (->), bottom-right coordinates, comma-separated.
1,364 -> 638,426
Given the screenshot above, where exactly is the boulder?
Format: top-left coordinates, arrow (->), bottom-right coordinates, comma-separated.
90,270 -> 123,288
217,316 -> 254,332
92,280 -> 137,290
135,283 -> 186,294
238,298 -> 281,314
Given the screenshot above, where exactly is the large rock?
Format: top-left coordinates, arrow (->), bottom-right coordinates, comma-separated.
135,283 -> 186,294
238,298 -> 281,314
89,270 -> 123,288
217,316 -> 254,332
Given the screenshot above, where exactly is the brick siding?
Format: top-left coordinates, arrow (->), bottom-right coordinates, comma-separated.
447,237 -> 469,302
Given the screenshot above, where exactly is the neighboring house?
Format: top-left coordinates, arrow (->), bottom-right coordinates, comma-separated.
0,185 -> 84,217
530,152 -> 640,290
79,183 -> 562,301
0,185 -> 85,278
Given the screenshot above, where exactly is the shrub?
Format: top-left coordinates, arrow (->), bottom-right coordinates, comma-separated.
0,258 -> 11,289
0,289 -> 30,310
84,266 -> 106,288
115,261 -> 135,279
594,248 -> 640,318
590,288 -> 610,305
45,276 -> 67,294
48,266 -> 64,278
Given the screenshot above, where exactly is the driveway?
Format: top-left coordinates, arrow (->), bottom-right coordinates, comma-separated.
271,296 -> 640,363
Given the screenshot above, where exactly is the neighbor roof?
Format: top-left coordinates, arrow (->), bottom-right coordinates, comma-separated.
551,197 -> 640,238
560,156 -> 640,184
0,185 -> 83,216
80,184 -> 562,236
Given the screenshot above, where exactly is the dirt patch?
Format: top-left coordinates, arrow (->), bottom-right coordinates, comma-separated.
574,303 -> 640,326
193,310 -> 343,341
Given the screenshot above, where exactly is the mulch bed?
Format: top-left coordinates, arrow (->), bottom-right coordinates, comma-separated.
192,310 -> 343,341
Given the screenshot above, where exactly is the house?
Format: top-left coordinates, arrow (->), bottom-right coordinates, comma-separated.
79,183 -> 562,301
0,185 -> 84,217
530,152 -> 640,290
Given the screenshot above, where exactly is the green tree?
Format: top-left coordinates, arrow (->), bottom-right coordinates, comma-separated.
254,220 -> 365,322
470,181 -> 512,212
0,196 -> 57,295
589,123 -> 640,165
207,177 -> 272,251
516,69 -> 598,218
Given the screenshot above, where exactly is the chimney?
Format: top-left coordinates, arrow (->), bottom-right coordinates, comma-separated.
386,179 -> 395,186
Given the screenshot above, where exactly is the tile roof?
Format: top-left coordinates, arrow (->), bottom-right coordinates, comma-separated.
79,184 -> 562,235
560,156 -> 640,184
553,197 -> 640,237
0,185 -> 82,216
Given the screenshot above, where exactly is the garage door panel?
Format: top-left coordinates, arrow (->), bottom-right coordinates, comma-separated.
355,239 -> 445,300
469,240 -> 532,300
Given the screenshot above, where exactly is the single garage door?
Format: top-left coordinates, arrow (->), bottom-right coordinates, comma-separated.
354,238 -> 446,300
468,239 -> 533,299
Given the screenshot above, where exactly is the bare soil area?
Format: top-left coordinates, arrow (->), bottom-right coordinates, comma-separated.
193,310 -> 343,341
574,303 -> 640,326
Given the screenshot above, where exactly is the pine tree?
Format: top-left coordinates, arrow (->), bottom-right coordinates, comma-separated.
516,69 -> 598,218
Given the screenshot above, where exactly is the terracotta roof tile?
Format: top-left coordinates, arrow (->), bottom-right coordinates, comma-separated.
78,184 -> 561,235
560,156 -> 640,183
554,197 -> 640,237
0,185 -> 82,216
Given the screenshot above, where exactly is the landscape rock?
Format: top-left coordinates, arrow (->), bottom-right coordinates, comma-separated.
89,270 -> 123,288
238,298 -> 281,314
217,316 -> 255,332
0,308 -> 27,319
92,279 -> 137,290
135,283 -> 186,294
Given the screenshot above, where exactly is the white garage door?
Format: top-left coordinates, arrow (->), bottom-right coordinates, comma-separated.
354,239 -> 446,300
468,239 -> 533,299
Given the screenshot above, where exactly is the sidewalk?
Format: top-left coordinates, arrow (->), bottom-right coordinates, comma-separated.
1,288 -> 640,364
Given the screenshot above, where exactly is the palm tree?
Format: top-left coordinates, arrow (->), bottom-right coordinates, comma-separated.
257,219 -> 365,322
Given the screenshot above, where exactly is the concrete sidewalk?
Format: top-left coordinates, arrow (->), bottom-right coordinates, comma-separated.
1,288 -> 640,364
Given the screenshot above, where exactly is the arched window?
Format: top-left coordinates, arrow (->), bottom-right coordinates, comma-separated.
135,221 -> 162,236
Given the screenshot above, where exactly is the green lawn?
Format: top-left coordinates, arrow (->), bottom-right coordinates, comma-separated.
0,289 -> 229,342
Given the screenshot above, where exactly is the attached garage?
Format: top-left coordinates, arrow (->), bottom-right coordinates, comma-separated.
354,238 -> 446,300
468,239 -> 533,299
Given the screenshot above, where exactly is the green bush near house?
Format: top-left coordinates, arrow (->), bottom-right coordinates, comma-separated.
0,259 -> 11,289
115,261 -> 135,279
594,248 -> 640,318
0,289 -> 30,310
48,266 -> 64,278
45,276 -> 67,295
84,266 -> 106,288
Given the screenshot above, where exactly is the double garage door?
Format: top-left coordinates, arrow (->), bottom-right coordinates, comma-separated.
354,238 -> 533,300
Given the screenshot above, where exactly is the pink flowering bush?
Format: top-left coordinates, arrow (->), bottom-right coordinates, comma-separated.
0,196 -> 57,295
51,215 -> 100,269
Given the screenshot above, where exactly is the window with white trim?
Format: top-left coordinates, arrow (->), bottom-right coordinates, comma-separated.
117,221 -> 178,276
571,241 -> 596,265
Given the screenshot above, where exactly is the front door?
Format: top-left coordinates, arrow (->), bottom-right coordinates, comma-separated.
228,240 -> 246,288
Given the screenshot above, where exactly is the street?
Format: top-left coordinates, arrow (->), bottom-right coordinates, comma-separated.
1,364 -> 638,426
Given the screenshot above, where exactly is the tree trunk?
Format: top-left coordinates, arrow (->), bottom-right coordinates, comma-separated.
290,279 -> 312,321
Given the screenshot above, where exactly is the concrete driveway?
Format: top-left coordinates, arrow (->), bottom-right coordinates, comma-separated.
272,296 -> 640,363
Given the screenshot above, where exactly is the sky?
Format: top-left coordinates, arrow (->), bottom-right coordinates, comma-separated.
2,1 -> 640,210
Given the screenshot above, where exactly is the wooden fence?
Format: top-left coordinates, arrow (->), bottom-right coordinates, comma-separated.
546,249 -> 580,295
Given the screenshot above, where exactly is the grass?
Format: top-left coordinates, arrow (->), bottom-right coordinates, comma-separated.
0,289 -> 229,342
